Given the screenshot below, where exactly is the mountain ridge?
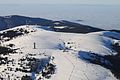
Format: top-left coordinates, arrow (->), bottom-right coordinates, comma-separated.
0,15 -> 104,33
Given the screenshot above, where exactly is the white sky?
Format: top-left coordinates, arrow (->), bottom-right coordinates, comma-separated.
0,0 -> 120,5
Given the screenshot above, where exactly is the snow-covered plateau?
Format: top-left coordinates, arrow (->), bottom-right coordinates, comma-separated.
0,25 -> 120,80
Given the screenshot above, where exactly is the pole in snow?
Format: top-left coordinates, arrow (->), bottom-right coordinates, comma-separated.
34,42 -> 36,49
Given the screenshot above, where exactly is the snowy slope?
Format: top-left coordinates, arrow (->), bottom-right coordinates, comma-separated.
0,25 -> 120,80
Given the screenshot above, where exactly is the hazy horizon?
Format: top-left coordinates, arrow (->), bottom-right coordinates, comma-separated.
0,0 -> 120,5
0,4 -> 120,30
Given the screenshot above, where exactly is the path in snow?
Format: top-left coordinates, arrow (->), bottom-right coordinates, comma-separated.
51,50 -> 74,80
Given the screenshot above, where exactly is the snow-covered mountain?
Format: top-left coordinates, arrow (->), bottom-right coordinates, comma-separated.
0,25 -> 120,80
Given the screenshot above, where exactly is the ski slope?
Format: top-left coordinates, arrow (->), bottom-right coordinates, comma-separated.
1,25 -> 119,80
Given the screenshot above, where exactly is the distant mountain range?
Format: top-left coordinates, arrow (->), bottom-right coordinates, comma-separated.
0,15 -> 53,30
1,15 -> 120,33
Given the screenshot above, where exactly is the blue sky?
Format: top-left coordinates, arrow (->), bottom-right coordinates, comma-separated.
0,0 -> 120,5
